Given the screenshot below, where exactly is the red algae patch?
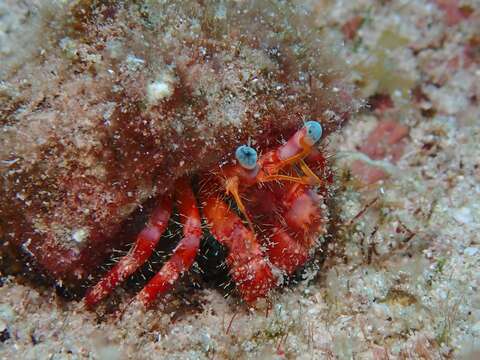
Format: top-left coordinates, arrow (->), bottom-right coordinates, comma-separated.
435,0 -> 474,26
358,120 -> 409,162
351,120 -> 409,185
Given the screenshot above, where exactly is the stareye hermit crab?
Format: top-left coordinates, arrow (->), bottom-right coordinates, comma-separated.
85,121 -> 328,307
0,1 -> 357,306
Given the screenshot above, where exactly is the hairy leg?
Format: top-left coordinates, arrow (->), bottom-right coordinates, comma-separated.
136,178 -> 202,306
85,196 -> 172,308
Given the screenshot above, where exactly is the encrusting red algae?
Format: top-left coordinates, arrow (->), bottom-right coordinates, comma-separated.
0,1 -> 358,299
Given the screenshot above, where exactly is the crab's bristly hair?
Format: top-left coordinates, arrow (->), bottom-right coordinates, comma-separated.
84,196 -> 173,308
136,178 -> 202,307
201,192 -> 276,303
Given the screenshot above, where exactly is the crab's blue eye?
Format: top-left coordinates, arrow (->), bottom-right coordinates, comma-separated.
235,145 -> 257,170
304,121 -> 323,145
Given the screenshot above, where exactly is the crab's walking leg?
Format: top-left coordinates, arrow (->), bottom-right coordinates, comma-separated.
137,178 -> 202,306
201,194 -> 276,303
85,196 -> 173,308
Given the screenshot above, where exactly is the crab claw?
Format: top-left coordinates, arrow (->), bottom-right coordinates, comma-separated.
268,183 -> 324,274
201,193 -> 276,303
267,227 -> 310,275
244,182 -> 324,276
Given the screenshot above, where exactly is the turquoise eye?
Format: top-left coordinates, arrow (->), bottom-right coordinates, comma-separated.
235,145 -> 257,170
304,121 -> 323,145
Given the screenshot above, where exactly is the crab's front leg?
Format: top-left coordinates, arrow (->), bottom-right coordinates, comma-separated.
200,192 -> 276,303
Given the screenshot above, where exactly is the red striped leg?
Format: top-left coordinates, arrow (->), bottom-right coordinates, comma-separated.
201,194 -> 275,303
137,178 -> 202,306
85,196 -> 173,308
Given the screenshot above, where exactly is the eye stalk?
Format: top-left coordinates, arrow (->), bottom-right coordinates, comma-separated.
235,145 -> 258,170
304,121 -> 323,146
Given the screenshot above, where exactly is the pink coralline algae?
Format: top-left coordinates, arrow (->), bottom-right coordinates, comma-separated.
351,120 -> 409,185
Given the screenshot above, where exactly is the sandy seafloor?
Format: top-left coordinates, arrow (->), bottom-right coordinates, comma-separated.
1,0 -> 479,359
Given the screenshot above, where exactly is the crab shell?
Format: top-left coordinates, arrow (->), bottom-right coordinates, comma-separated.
0,1 -> 356,291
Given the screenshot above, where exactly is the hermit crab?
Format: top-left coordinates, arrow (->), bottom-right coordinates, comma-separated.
0,1 -> 356,306
85,121 -> 327,307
